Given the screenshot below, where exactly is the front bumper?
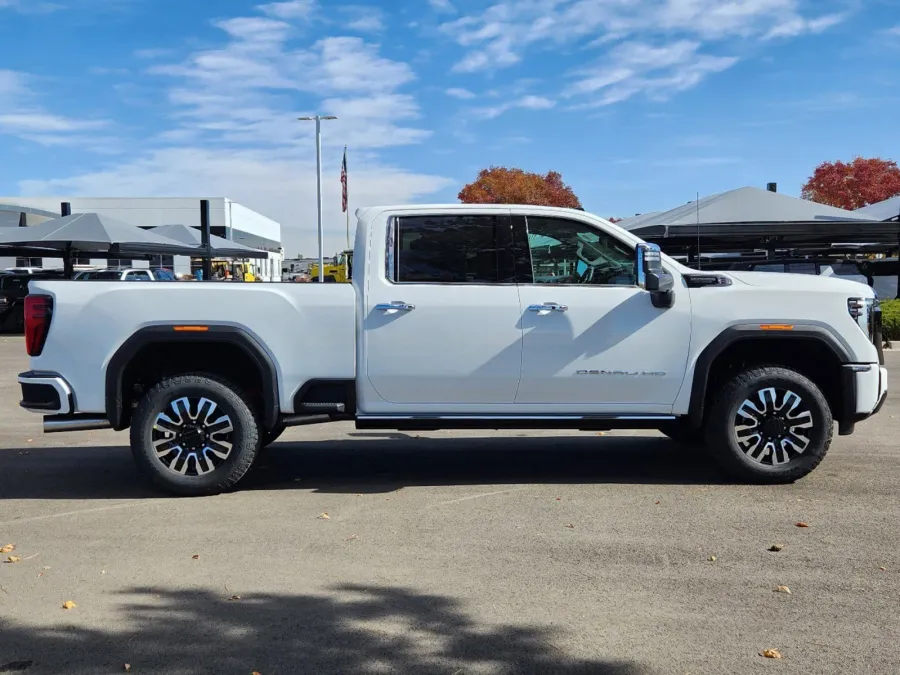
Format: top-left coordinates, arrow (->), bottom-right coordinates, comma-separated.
18,371 -> 74,415
839,364 -> 888,435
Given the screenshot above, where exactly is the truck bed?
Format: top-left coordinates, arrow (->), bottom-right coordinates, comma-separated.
27,280 -> 357,414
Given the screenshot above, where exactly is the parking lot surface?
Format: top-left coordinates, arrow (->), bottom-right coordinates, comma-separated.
0,335 -> 898,674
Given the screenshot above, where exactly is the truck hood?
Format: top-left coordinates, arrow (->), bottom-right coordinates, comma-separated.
725,271 -> 874,297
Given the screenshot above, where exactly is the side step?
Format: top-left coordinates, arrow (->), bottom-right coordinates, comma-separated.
298,402 -> 346,414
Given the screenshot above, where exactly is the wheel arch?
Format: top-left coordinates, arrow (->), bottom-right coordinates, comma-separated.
105,325 -> 280,431
688,324 -> 853,428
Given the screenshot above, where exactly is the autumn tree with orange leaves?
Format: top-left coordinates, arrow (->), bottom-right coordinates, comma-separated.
458,167 -> 582,209
801,157 -> 900,210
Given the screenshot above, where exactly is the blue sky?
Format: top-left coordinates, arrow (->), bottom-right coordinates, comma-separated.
1,0 -> 898,255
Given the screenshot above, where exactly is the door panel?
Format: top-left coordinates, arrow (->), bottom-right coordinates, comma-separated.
362,212 -> 523,410
516,286 -> 691,406
514,215 -> 692,409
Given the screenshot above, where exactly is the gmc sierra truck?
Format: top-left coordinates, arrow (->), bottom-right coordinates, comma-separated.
18,205 -> 887,496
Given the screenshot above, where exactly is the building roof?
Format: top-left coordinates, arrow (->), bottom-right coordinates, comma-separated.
621,186 -> 873,232
854,196 -> 900,221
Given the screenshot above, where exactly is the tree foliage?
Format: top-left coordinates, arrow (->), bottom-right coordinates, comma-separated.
801,157 -> 900,210
458,167 -> 582,209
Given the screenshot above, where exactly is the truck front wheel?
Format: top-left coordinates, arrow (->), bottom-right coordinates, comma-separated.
704,366 -> 833,483
130,374 -> 260,496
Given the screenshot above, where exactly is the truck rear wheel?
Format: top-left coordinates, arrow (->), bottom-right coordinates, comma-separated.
130,374 -> 260,496
704,366 -> 833,483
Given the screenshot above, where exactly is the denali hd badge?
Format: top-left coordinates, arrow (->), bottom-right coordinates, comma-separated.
576,370 -> 666,377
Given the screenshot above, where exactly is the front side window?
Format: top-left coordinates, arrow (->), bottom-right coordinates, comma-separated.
752,263 -> 786,273
523,216 -> 635,285
392,215 -> 512,284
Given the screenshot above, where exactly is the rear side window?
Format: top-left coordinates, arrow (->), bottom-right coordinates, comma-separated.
390,215 -> 514,284
0,276 -> 27,290
787,262 -> 816,275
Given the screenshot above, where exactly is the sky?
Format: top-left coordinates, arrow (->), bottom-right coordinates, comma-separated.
0,0 -> 898,256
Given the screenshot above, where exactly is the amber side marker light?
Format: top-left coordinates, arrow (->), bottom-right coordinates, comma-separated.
759,324 -> 794,331
173,326 -> 209,332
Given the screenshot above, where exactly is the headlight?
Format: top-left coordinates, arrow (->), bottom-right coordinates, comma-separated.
848,297 -> 879,342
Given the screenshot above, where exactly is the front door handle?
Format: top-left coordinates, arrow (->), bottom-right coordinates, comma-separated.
527,302 -> 568,313
375,301 -> 415,312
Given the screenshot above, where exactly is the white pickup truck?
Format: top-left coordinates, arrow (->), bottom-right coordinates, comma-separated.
18,205 -> 887,495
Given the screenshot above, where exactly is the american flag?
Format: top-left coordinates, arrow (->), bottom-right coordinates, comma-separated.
340,146 -> 348,213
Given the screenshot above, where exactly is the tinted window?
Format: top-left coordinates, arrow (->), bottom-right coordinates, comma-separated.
0,276 -> 27,290
392,215 -> 512,284
523,216 -> 635,285
787,262 -> 816,275
752,263 -> 786,273
91,270 -> 124,280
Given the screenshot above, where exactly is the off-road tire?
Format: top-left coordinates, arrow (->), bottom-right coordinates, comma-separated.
659,419 -> 705,445
704,366 -> 833,483
130,373 -> 260,496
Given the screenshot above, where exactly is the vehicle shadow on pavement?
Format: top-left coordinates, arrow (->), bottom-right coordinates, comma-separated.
0,584 -> 648,675
0,436 -> 727,500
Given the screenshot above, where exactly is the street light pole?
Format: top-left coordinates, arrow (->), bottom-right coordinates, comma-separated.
298,115 -> 337,282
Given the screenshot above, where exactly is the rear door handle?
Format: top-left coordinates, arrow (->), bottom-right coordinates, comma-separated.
375,301 -> 415,312
527,302 -> 568,313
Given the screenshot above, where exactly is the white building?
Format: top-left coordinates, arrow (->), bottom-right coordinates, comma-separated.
0,197 -> 284,281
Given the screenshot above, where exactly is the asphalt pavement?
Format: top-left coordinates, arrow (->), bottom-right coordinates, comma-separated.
0,335 -> 898,675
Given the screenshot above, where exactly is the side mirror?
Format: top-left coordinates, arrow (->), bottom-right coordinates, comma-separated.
635,243 -> 675,309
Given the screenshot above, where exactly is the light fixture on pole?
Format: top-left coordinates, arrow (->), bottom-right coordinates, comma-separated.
298,115 -> 338,282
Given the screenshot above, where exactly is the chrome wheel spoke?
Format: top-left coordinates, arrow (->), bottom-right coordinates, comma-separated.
733,387 -> 814,467
152,396 -> 234,478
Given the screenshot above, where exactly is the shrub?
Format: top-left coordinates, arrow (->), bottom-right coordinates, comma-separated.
880,299 -> 900,342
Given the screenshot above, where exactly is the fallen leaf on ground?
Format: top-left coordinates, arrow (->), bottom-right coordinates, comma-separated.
124,664 -> 131,672
774,585 -> 791,594
879,566 -> 886,572
26,438 -> 33,443
252,671 -> 262,675
5,556 -> 21,563
0,544 -> 14,554
62,601 -> 76,610
345,535 -> 358,541
795,522 -> 810,528
229,595 -> 241,601
191,555 -> 200,560
768,544 -> 785,552
596,432 -> 607,436
655,500 -> 661,505
760,649 -> 783,659
565,524 -> 575,529
555,497 -> 561,501
708,555 -> 717,562
318,513 -> 331,520
38,573 -> 44,578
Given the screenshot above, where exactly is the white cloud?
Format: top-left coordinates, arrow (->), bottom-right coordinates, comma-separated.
445,87 -> 476,99
0,0 -> 64,13
473,94 -> 556,119
257,0 -> 316,20
0,70 -> 112,146
888,25 -> 900,36
566,39 -> 737,107
0,113 -> 107,133
441,0 -> 850,100
134,48 -> 175,59
428,0 -> 456,13
765,12 -> 847,39
342,5 -> 385,33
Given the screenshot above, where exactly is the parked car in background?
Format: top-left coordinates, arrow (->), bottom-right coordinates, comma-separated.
75,268 -> 176,281
0,269 -> 66,332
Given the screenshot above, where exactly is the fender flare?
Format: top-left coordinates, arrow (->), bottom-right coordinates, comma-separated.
105,325 -> 280,431
687,324 -> 853,428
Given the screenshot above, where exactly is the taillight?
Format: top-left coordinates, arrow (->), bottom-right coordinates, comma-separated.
24,294 -> 53,357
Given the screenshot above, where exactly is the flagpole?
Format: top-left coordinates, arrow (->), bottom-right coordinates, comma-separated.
298,115 -> 337,282
345,145 -> 350,250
